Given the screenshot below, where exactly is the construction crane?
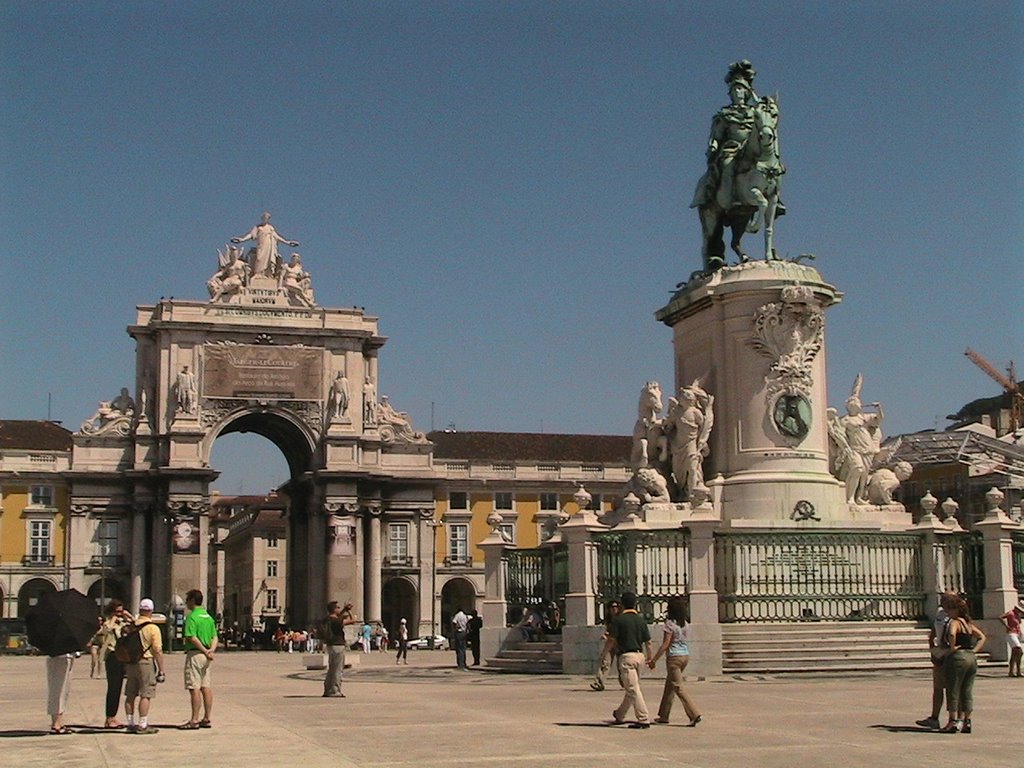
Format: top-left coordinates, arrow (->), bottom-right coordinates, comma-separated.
964,348 -> 1023,433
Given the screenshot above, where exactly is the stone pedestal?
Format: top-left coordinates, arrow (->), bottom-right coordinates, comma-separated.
478,532 -> 514,661
656,261 -> 851,526
975,488 -> 1022,660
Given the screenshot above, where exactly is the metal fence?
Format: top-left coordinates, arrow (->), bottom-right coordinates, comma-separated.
937,531 -> 986,619
1012,530 -> 1024,597
714,531 -> 926,622
594,529 -> 690,622
503,546 -> 568,627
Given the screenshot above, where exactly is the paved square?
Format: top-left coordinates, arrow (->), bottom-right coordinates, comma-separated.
0,651 -> 1018,767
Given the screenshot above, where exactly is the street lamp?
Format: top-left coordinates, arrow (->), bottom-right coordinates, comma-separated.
423,515 -> 444,649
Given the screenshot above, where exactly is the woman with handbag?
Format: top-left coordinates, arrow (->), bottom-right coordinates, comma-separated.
940,595 -> 986,733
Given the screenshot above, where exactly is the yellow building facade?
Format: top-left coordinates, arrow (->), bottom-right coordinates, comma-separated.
0,421 -> 73,617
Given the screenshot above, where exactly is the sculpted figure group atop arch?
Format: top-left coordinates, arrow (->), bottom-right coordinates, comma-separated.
206,212 -> 315,307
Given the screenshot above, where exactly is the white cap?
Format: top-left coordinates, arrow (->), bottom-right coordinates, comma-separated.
139,598 -> 154,612
400,618 -> 407,623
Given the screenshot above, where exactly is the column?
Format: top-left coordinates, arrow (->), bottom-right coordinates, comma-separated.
685,505 -> 724,677
478,523 -> 514,662
559,509 -> 603,628
324,503 -> 358,609
306,506 -> 325,625
130,503 -> 147,609
913,492 -> 946,622
366,507 -> 383,622
975,487 -> 1021,661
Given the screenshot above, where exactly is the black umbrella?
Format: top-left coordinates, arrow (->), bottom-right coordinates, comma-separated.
25,588 -> 99,656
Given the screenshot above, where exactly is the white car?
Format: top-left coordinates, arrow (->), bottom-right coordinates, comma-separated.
407,634 -> 449,650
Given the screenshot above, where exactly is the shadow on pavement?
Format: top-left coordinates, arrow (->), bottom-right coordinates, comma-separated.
0,730 -> 51,738
869,724 -> 940,734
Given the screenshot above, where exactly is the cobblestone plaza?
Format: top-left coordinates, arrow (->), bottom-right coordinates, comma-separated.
0,651 -> 1019,768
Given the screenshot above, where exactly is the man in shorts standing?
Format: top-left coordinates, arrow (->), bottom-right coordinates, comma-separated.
180,589 -> 218,729
999,599 -> 1024,677
125,598 -> 165,735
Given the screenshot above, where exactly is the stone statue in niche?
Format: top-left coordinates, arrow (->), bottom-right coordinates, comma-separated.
279,253 -> 315,307
826,374 -> 886,504
79,387 -> 135,436
231,211 -> 299,280
630,381 -> 668,470
866,461 -> 913,506
207,245 -> 248,302
328,370 -> 350,421
363,376 -> 377,425
175,365 -> 198,414
665,380 -> 714,500
691,60 -> 786,270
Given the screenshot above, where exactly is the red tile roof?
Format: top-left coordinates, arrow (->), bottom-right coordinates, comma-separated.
0,420 -> 73,451
427,431 -> 631,464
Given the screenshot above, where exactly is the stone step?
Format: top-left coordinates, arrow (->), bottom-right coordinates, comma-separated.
720,620 -> 997,674
486,637 -> 564,674
483,657 -> 563,674
724,635 -> 928,650
724,655 -> 1000,673
722,621 -> 927,635
724,648 -> 932,662
496,649 -> 564,662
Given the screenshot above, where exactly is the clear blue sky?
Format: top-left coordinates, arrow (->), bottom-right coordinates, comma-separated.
2,2 -> 1021,493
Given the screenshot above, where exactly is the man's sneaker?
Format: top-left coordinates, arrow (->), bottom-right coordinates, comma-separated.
125,724 -> 138,733
134,726 -> 158,735
915,717 -> 940,729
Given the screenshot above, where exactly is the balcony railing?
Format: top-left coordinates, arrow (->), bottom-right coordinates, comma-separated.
444,555 -> 474,567
88,554 -> 126,570
382,556 -> 415,568
21,555 -> 56,567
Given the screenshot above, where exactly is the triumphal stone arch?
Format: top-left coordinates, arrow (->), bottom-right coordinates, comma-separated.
69,214 -> 435,627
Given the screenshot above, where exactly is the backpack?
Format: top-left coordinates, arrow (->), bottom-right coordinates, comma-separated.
114,622 -> 153,664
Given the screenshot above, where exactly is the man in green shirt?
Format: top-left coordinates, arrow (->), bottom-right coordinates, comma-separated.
181,589 -> 218,729
600,591 -> 653,728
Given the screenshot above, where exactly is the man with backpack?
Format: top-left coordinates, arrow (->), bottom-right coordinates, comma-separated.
123,598 -> 165,734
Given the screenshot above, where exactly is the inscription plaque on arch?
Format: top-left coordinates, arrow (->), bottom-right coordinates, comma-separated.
204,344 -> 323,400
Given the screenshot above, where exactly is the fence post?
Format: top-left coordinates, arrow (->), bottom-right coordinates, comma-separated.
974,487 -> 1021,661
478,524 -> 514,661
559,505 -> 604,674
685,502 -> 723,677
913,491 -> 947,622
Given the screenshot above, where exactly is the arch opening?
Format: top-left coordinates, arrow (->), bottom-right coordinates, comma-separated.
381,577 -> 417,640
439,577 -> 476,641
18,578 -> 57,618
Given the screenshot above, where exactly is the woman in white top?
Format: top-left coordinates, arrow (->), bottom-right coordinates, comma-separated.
648,596 -> 701,726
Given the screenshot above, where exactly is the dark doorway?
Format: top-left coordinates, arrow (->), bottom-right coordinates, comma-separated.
439,577 -> 476,641
381,577 -> 417,639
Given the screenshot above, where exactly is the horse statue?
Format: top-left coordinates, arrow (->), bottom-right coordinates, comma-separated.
695,95 -> 786,270
630,381 -> 668,471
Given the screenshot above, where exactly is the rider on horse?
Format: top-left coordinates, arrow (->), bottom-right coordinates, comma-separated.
691,60 -> 786,271
691,60 -> 759,215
